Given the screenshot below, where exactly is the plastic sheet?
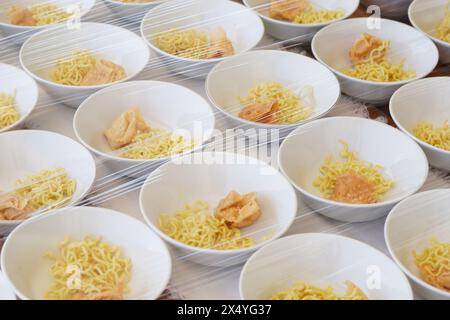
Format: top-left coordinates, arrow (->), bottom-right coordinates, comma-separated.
0,0 -> 449,300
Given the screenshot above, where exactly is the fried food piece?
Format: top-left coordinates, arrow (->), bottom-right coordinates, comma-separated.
436,273 -> 450,291
329,170 -> 377,204
104,107 -> 149,150
0,191 -> 34,220
206,27 -> 235,59
269,0 -> 309,21
349,33 -> 386,65
7,5 -> 37,26
80,60 -> 126,86
215,191 -> 261,228
238,100 -> 279,124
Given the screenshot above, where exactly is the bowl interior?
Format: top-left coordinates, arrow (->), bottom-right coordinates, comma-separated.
385,189 -> 450,297
0,63 -> 38,131
390,77 -> 450,152
207,50 -> 340,123
1,206 -> 171,300
313,18 -> 438,80
279,117 -> 428,204
140,153 -> 297,249
0,0 -> 95,26
409,0 -> 449,45
74,81 -> 215,158
20,22 -> 149,85
240,233 -> 412,299
244,0 -> 359,24
0,130 -> 95,214
141,0 -> 264,57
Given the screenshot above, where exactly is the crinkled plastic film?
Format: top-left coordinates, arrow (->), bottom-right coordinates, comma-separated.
0,0 -> 449,300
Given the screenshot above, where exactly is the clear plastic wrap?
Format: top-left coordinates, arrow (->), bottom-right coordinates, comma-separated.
0,0 -> 449,301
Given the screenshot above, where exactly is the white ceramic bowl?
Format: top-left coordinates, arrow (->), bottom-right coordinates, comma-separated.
361,0 -> 413,19
74,80 -> 215,178
385,189 -> 450,300
0,63 -> 38,133
312,18 -> 439,104
139,151 -> 298,267
390,77 -> 450,172
206,50 -> 340,130
0,0 -> 95,44
278,116 -> 429,223
0,271 -> 15,300
140,0 -> 264,78
0,206 -> 172,300
20,22 -> 150,108
409,0 -> 450,64
0,130 -> 96,235
103,0 -> 167,21
243,0 -> 359,42
240,233 -> 413,300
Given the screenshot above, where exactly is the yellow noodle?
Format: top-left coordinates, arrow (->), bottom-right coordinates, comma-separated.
436,2 -> 450,43
51,49 -> 126,86
159,200 -> 255,250
413,120 -> 450,152
51,50 -> 97,86
44,235 -> 132,300
30,3 -> 72,26
293,4 -> 345,24
313,141 -> 393,202
239,82 -> 314,124
413,239 -> 450,292
119,128 -> 194,160
0,91 -> 19,129
155,28 -> 209,59
342,60 -> 416,82
342,40 -> 416,82
15,167 -> 76,210
271,281 -> 368,300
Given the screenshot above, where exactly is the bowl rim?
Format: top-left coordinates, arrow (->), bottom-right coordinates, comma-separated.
384,188 -> 450,299
139,0 -> 265,64
239,232 -> 414,300
205,49 -> 341,129
242,0 -> 360,28
73,80 -> 216,164
0,63 -> 39,134
0,271 -> 16,300
0,0 -> 96,29
278,116 -> 429,209
408,0 -> 450,49
0,205 -> 173,300
311,17 -> 440,86
389,76 -> 450,157
0,129 -> 97,226
19,21 -> 150,90
138,151 -> 298,255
